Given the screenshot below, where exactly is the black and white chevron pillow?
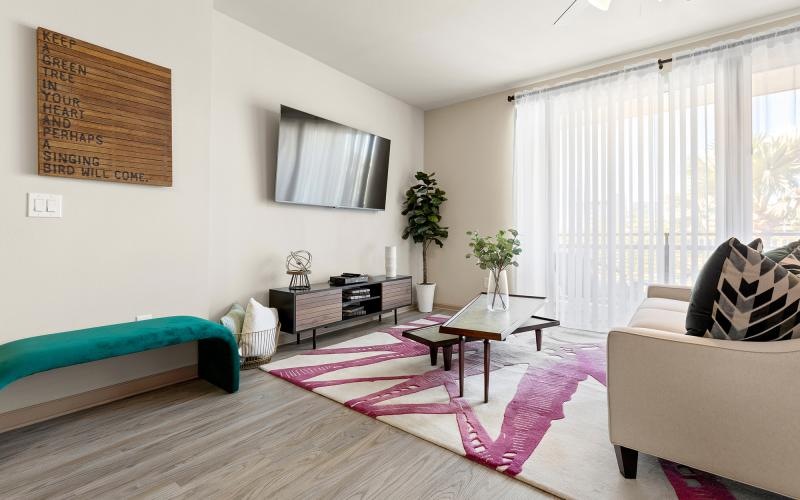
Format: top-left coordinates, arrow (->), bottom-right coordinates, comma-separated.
706,238 -> 800,341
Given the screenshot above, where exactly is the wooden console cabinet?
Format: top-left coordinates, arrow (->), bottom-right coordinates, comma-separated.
269,275 -> 412,349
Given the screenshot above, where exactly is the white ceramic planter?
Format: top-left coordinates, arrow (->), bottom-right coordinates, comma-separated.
416,283 -> 436,313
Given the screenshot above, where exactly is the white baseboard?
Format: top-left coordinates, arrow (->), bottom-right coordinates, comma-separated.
0,365 -> 198,433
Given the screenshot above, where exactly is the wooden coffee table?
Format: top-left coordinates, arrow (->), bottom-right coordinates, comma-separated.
439,293 -> 555,403
438,293 -> 555,403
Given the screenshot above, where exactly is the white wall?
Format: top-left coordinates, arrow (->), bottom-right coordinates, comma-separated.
209,13 -> 423,320
0,3 -> 424,412
0,0 -> 214,411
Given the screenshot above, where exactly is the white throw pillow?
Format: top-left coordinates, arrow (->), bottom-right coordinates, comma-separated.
220,303 -> 245,335
240,298 -> 279,358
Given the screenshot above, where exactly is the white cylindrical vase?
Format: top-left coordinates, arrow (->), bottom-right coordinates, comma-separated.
385,246 -> 397,277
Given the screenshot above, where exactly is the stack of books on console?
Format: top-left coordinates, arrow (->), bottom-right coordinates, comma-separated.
343,289 -> 371,302
342,304 -> 367,318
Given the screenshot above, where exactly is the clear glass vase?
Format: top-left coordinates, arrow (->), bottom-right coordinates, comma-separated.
487,269 -> 510,311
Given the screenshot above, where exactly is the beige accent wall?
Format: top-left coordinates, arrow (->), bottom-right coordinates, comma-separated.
425,96 -> 515,307
424,11 -> 800,308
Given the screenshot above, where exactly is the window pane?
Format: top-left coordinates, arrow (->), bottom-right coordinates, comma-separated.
752,66 -> 800,249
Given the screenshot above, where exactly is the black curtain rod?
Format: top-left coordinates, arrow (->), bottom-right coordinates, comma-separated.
507,58 -> 672,102
508,23 -> 800,103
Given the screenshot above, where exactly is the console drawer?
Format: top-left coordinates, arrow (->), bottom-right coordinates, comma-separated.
296,290 -> 342,330
381,279 -> 411,310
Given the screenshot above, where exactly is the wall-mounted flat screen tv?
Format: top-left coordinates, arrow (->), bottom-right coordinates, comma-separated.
275,105 -> 391,210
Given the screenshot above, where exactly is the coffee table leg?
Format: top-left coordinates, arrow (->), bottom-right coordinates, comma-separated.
535,329 -> 542,351
429,346 -> 437,366
443,345 -> 453,371
459,336 -> 465,397
484,339 -> 490,403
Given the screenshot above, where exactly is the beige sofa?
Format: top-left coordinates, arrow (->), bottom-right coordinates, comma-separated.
607,284 -> 800,498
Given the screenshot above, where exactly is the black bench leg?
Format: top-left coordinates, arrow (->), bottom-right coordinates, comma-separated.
312,328 -> 317,350
394,309 -> 398,325
535,329 -> 542,351
429,346 -> 437,366
442,345 -> 453,371
614,445 -> 638,479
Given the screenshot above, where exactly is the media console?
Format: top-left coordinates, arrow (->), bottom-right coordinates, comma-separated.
268,275 -> 412,349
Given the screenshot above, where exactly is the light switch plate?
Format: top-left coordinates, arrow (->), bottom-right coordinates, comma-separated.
28,193 -> 62,218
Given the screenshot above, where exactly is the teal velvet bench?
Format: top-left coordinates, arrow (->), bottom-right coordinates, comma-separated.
0,316 -> 240,394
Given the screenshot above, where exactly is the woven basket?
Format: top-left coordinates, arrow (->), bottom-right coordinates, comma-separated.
234,323 -> 280,370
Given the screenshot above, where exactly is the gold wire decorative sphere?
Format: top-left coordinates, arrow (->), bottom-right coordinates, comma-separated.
286,250 -> 312,274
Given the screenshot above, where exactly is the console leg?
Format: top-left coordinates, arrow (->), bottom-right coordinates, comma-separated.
614,445 -> 638,479
442,345 -> 453,371
378,314 -> 382,322
429,346 -> 437,366
535,329 -> 542,351
394,309 -> 398,325
296,331 -> 300,345
312,329 -> 317,350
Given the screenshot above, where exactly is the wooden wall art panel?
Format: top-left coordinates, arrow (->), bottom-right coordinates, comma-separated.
37,27 -> 172,186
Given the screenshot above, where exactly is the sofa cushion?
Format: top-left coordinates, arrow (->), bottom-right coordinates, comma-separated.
629,298 -> 689,334
765,239 -> 800,263
778,247 -> 800,276
687,238 -> 800,340
685,238 -> 763,336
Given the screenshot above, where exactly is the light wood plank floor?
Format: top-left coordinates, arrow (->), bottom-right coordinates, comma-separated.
0,310 -> 554,499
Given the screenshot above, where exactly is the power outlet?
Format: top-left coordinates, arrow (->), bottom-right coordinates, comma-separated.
135,314 -> 153,321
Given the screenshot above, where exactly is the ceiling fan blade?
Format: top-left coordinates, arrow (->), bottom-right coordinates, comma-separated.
554,0 -> 578,25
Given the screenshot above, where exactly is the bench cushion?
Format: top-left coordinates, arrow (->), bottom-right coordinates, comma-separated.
0,316 -> 239,393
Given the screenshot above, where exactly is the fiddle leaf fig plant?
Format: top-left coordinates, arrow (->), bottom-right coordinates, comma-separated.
402,171 -> 448,284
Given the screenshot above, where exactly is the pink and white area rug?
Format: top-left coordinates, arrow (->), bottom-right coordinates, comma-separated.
262,316 -> 779,499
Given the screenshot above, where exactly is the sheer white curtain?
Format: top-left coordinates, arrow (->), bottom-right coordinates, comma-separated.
514,24 -> 800,332
665,25 -> 800,278
514,66 -> 665,330
666,39 -> 752,288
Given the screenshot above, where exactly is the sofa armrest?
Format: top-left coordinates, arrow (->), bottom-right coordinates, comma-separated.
607,327 -> 800,498
646,284 -> 691,302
